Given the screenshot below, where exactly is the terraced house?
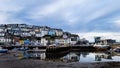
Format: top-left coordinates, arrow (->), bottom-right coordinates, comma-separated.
0,24 -> 80,46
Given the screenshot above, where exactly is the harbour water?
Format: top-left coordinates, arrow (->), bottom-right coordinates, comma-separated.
22,51 -> 120,63
0,50 -> 120,68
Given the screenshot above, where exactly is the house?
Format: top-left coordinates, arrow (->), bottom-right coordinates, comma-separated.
69,34 -> 80,45
30,30 -> 35,35
21,32 -> 31,37
20,28 -> 30,32
0,24 -> 81,46
55,38 -> 64,45
100,39 -> 116,45
94,37 -> 116,45
17,24 -> 27,28
62,33 -> 80,45
48,29 -> 56,36
40,28 -> 49,37
53,28 -> 63,36
94,37 -> 101,44
0,38 -> 12,45
14,32 -> 21,36
0,32 -> 12,45
0,24 -> 5,27
7,30 -> 14,35
26,25 -> 33,29
0,25 -> 6,32
35,32 -> 42,37
40,26 -> 50,36
62,32 -> 71,44
7,26 -> 12,29
0,32 -> 5,37
41,30 -> 48,37
41,38 -> 48,46
12,27 -> 20,31
0,28 -> 4,32
6,24 -> 17,28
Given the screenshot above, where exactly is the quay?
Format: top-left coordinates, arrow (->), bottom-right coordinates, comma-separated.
0,45 -> 46,50
46,45 -> 96,53
0,45 -> 110,52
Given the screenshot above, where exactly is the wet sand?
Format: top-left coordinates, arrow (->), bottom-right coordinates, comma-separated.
0,59 -> 120,68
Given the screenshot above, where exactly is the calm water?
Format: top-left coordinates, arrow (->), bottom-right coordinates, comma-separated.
23,51 -> 120,63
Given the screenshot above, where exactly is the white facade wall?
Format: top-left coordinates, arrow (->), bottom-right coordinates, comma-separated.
63,38 -> 71,44
55,39 -> 64,44
55,30 -> 63,36
22,33 -> 31,36
0,33 -> 5,36
0,38 -> 12,43
69,38 -> 77,45
0,29 -> 4,32
41,30 -> 48,37
63,38 -> 79,45
41,38 -> 48,46
35,33 -> 42,37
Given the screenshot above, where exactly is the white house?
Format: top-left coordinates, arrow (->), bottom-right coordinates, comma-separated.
0,37 -> 12,44
0,32 -> 5,37
14,32 -> 21,36
53,29 -> 63,36
69,34 -> 80,45
41,38 -> 48,46
17,24 -> 27,28
41,30 -> 48,37
55,38 -> 64,45
0,28 -> 4,32
62,34 -> 80,45
35,33 -> 42,37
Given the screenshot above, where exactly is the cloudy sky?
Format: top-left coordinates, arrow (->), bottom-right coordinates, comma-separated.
0,0 -> 120,42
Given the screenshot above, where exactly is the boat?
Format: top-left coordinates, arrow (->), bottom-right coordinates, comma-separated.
93,44 -> 110,51
18,47 -> 29,51
0,47 -> 8,53
113,47 -> 120,53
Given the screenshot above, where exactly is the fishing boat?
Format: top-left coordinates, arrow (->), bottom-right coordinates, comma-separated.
0,47 -> 8,53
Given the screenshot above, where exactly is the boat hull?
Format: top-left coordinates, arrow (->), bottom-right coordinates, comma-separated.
0,49 -> 8,53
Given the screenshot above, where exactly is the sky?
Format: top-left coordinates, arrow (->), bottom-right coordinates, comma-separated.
0,0 -> 120,42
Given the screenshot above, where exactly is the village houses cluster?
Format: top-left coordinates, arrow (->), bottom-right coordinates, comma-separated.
0,24 -> 80,46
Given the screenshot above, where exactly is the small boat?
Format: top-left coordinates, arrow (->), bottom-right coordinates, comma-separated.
0,47 -> 8,53
18,47 -> 29,51
113,47 -> 120,53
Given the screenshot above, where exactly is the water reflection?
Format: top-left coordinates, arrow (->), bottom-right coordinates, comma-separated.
95,53 -> 112,61
27,51 -> 46,60
61,52 -> 80,62
21,51 -> 120,62
81,52 -> 89,58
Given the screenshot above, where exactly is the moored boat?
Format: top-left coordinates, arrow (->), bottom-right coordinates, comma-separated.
113,47 -> 120,53
0,47 -> 8,53
93,44 -> 110,51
